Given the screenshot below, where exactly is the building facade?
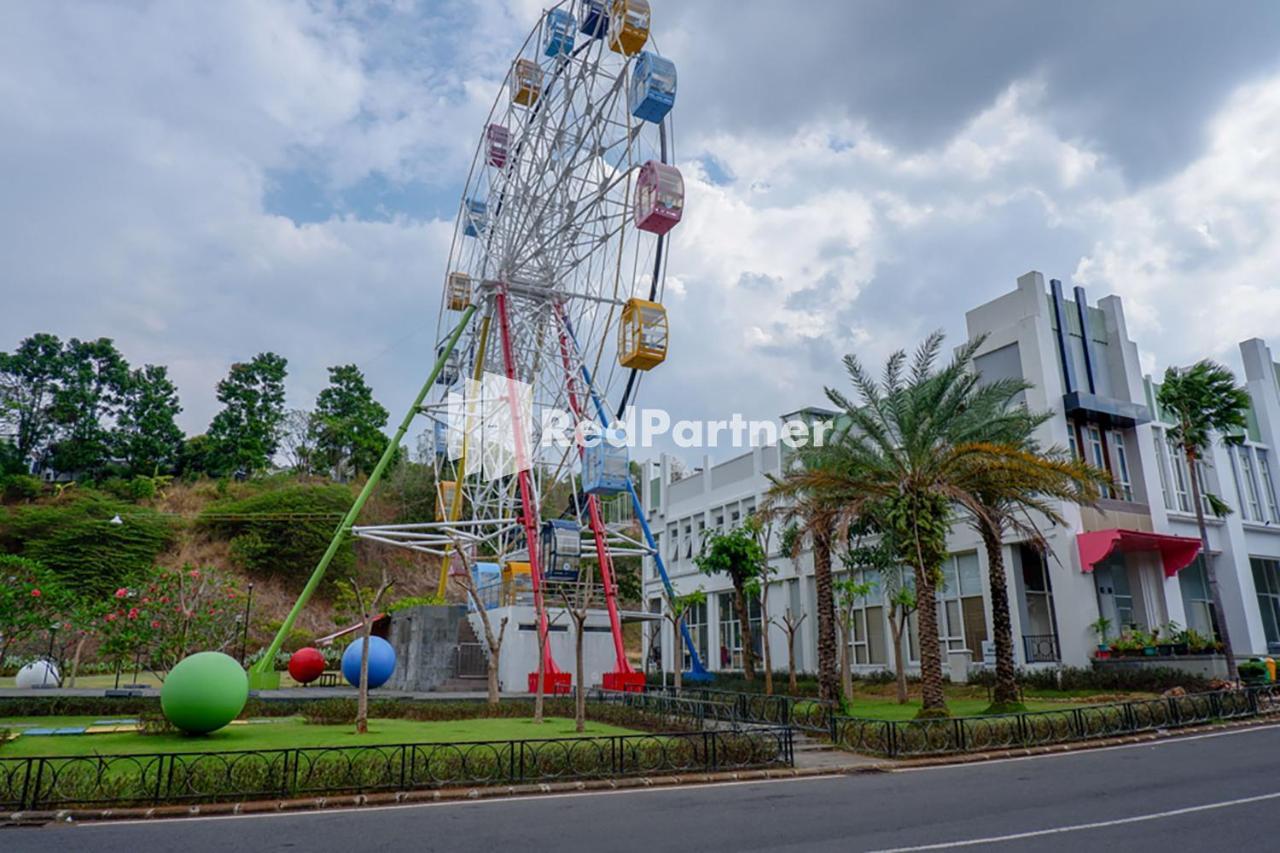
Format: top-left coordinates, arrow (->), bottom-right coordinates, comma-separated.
641,271 -> 1280,676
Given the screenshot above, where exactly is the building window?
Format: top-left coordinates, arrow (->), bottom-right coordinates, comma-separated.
842,568 -> 888,666
1259,449 -> 1280,523
1239,447 -> 1263,523
681,600 -> 708,671
696,519 -> 706,550
1178,557 -> 1216,640
667,525 -> 679,561
1066,424 -> 1080,460
1109,430 -> 1133,501
1168,436 -> 1192,513
1019,545 -> 1059,658
717,592 -> 762,670
1251,558 -> 1280,651
684,523 -> 693,559
1153,428 -> 1174,510
937,552 -> 988,658
1086,426 -> 1112,499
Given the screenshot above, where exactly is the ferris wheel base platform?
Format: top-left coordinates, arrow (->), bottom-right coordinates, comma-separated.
528,672 -> 573,695
602,671 -> 646,692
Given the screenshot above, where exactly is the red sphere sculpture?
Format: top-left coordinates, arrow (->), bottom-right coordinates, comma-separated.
288,647 -> 326,685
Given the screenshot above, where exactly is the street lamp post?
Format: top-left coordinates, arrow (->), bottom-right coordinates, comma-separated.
240,582 -> 255,666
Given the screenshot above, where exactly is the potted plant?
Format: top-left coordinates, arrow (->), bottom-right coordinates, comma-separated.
1090,616 -> 1113,659
1142,628 -> 1159,656
1111,631 -> 1141,657
1239,659 -> 1269,686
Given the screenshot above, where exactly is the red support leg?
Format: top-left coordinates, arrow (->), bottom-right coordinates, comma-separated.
494,290 -> 567,694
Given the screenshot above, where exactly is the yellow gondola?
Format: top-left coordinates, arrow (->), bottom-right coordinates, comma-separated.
608,0 -> 650,56
511,59 -> 543,106
436,480 -> 457,521
618,297 -> 667,369
446,272 -> 471,311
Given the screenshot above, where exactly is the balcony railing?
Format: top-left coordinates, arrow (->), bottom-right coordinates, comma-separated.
1023,634 -> 1060,663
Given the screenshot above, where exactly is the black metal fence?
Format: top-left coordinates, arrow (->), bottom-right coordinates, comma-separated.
638,686 -> 839,735
589,687 -> 738,727
834,685 -> 1280,758
0,727 -> 793,812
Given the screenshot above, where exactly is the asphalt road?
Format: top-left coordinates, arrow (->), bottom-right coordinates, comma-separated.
9,724 -> 1280,852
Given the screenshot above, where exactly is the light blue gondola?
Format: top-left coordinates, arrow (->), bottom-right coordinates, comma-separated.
544,8 -> 576,56
630,51 -> 676,123
541,520 -> 582,582
435,344 -> 462,386
583,427 -> 629,495
580,0 -> 607,39
463,198 -> 487,237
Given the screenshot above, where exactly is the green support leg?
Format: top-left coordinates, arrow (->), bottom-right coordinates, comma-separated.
249,305 -> 478,684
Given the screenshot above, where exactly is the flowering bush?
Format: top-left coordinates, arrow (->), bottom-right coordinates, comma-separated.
0,554 -> 65,670
98,564 -> 246,677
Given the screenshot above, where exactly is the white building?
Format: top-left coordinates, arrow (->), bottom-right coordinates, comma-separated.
641,271 -> 1280,677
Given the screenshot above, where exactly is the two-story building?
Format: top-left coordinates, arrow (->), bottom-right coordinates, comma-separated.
641,271 -> 1280,677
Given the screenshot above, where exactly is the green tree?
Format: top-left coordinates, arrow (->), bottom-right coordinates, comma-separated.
843,513 -> 915,703
312,365 -> 390,479
116,364 -> 185,476
176,434 -> 215,479
772,332 -> 1066,716
0,333 -> 66,467
48,337 -> 130,478
664,588 -> 706,690
0,554 -> 66,670
1157,360 -> 1252,676
833,576 -> 874,705
694,525 -> 765,680
207,352 -> 288,477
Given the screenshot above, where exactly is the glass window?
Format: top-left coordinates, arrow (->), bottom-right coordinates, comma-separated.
1066,424 -> 1080,460
1168,437 -> 1192,512
1019,544 -> 1059,658
1153,428 -> 1173,510
1178,557 -> 1215,639
717,592 -> 762,671
1239,447 -> 1263,522
1086,426 -> 1112,499
1109,430 -> 1133,501
1259,449 -> 1280,523
1252,558 -> 1280,649
936,552 -> 987,657
680,600 -> 708,671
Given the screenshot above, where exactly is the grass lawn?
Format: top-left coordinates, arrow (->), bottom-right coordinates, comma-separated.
0,716 -> 642,758
1,672 -> 306,689
833,683 -> 1155,720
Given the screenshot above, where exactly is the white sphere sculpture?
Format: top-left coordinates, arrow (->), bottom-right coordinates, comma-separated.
15,660 -> 60,688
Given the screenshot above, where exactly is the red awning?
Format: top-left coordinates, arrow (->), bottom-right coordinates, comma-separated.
1077,529 -> 1201,578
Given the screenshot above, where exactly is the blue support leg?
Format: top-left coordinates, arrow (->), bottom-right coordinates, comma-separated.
560,310 -> 711,682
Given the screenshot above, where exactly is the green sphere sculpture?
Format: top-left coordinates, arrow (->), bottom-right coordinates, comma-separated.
160,651 -> 249,734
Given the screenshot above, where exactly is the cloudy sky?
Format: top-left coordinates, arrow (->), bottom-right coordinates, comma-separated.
4,0 -> 1280,464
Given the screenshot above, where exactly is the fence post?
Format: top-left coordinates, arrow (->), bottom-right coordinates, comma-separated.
887,721 -> 897,758
518,739 -> 526,783
1168,696 -> 1180,728
19,759 -> 37,811
153,754 -> 166,804
710,730 -> 718,771
399,745 -> 408,790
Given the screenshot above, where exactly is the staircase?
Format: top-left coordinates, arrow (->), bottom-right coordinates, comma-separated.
433,617 -> 490,693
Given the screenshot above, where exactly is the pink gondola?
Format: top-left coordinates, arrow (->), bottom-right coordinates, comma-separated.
486,124 -> 511,168
634,161 -> 683,235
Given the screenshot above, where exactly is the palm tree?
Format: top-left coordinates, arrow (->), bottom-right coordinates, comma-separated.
1157,360 -> 1251,677
961,440 -> 1106,710
771,331 -> 1066,716
766,497 -> 840,702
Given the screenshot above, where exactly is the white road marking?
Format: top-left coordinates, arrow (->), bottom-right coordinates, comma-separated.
891,721 -> 1280,773
866,789 -> 1280,851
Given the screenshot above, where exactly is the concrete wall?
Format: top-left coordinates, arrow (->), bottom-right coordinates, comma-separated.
385,604 -> 465,692
475,605 -> 618,692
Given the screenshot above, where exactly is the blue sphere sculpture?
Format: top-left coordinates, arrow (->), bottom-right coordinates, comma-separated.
341,635 -> 396,689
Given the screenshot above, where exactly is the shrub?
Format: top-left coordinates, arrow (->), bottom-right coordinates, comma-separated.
197,484 -> 353,585
969,665 -> 1212,694
386,595 -> 447,613
0,492 -> 175,594
1,474 -> 42,502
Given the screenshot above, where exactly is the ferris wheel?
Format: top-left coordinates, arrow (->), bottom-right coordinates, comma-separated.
253,0 -> 709,692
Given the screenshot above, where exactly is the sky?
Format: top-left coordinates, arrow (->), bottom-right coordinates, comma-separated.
4,0 -> 1280,466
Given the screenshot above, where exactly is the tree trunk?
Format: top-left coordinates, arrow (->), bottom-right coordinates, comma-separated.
890,614 -> 909,704
672,616 -> 684,691
68,635 -> 88,688
1187,448 -> 1237,676
487,656 -> 500,705
734,584 -> 756,681
575,617 -> 585,733
980,519 -> 1019,707
839,615 -> 853,704
356,630 -> 370,735
813,527 -> 839,703
910,514 -> 948,714
534,625 -> 546,723
787,626 -> 798,694
760,592 -> 773,695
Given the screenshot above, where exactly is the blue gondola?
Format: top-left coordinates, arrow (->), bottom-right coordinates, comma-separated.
583,426 -> 629,495
630,52 -> 676,123
580,0 -> 607,39
433,419 -> 448,457
463,198 -> 487,237
435,344 -> 462,386
544,8 -> 576,56
541,520 -> 582,582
